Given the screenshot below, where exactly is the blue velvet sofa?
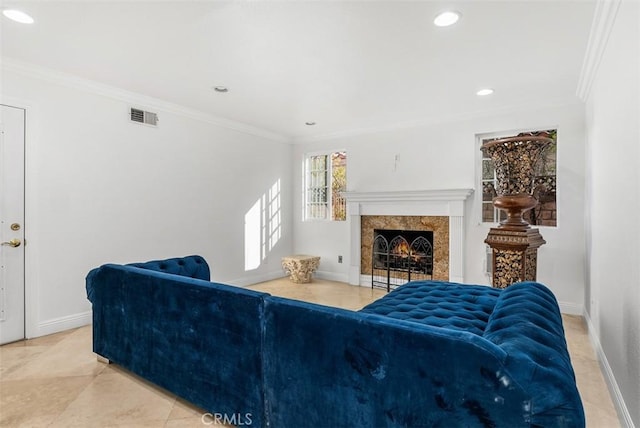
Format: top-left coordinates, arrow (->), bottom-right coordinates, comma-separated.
86,255 -> 585,427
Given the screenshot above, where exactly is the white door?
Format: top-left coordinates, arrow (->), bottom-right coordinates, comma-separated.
0,104 -> 26,344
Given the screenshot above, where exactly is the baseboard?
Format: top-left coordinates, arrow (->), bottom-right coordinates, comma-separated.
559,301 -> 583,316
583,310 -> 634,428
314,270 -> 349,283
226,270 -> 286,287
230,269 -> 348,287
33,310 -> 92,339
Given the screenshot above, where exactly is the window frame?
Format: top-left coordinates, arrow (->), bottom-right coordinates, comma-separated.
303,150 -> 347,222
476,128 -> 558,227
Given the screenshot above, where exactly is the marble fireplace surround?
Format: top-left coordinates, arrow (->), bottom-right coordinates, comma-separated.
343,189 -> 474,286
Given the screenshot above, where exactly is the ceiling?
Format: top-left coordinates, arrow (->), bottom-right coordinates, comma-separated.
1,1 -> 596,142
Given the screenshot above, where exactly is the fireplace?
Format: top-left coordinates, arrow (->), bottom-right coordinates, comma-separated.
342,189 -> 474,286
372,229 -> 433,291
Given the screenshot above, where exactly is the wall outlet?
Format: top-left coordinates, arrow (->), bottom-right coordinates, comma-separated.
338,255 -> 343,263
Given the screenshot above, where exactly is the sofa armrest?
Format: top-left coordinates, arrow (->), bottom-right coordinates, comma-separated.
483,282 -> 585,427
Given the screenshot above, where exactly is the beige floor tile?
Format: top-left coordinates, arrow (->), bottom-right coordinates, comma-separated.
165,416 -> 233,428
50,366 -> 176,427
562,315 -> 620,428
2,327 -> 106,381
2,328 -> 76,349
0,345 -> 48,380
168,397 -> 208,420
0,375 -> 95,427
249,277 -> 387,310
166,399 -> 236,427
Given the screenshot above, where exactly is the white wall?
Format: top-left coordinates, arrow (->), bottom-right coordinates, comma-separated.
2,66 -> 293,338
585,1 -> 640,425
293,102 -> 586,312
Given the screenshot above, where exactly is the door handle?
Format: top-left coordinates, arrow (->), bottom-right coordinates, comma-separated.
1,238 -> 21,247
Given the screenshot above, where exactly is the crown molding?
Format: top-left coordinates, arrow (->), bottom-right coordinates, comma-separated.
576,0 -> 622,102
293,96 -> 582,144
2,58 -> 291,143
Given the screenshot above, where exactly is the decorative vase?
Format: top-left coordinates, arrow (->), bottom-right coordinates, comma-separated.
481,135 -> 553,288
481,136 -> 553,229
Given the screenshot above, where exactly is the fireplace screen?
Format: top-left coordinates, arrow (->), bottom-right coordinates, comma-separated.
372,229 -> 434,291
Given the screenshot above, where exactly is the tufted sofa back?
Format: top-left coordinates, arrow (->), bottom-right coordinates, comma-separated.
128,255 -> 210,280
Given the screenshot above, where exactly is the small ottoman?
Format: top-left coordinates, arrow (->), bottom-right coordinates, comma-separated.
282,255 -> 320,283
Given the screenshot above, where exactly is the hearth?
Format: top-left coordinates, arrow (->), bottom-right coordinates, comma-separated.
372,229 -> 433,291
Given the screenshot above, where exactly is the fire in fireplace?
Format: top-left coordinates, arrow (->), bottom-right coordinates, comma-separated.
372,229 -> 434,291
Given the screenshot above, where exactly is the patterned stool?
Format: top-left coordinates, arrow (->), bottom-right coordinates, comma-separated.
282,255 -> 321,283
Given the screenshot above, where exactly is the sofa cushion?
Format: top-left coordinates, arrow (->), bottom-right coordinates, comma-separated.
128,255 -> 210,280
359,281 -> 500,335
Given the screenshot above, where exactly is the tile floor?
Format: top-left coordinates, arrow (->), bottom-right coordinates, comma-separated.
0,278 -> 620,427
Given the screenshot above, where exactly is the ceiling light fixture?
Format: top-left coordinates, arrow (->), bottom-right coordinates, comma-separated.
476,88 -> 494,96
434,11 -> 460,27
305,122 -> 316,126
2,9 -> 35,24
213,86 -> 228,93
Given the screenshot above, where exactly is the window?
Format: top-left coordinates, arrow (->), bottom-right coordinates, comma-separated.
480,129 -> 557,226
304,151 -> 347,221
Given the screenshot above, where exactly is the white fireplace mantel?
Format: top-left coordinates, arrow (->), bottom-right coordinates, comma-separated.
343,189 -> 474,285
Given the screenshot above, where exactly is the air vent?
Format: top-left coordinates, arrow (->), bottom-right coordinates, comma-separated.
130,108 -> 158,126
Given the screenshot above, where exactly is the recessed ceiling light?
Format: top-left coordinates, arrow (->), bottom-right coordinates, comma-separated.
476,88 -> 494,96
213,86 -> 228,93
305,122 -> 316,126
434,11 -> 460,27
3,9 -> 34,24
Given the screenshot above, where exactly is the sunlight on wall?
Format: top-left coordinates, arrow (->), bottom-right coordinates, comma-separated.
244,199 -> 261,271
268,179 -> 282,251
244,179 -> 281,271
